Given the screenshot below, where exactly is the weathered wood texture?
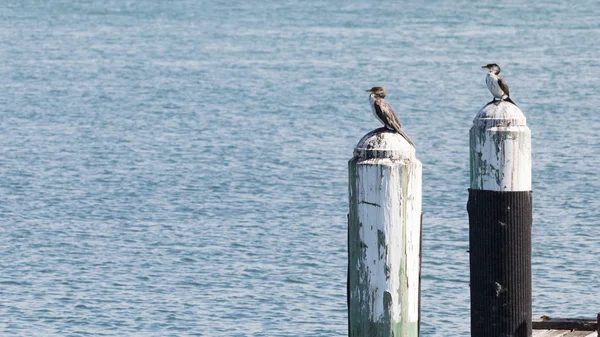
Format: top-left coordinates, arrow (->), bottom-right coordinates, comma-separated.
532,316 -> 600,337
470,101 -> 531,191
533,318 -> 598,331
532,331 -> 574,337
532,331 -> 597,337
468,101 -> 533,337
348,128 -> 422,337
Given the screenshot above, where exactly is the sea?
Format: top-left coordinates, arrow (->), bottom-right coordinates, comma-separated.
1,1 -> 599,336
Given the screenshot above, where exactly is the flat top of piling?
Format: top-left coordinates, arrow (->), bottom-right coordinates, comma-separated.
353,127 -> 415,161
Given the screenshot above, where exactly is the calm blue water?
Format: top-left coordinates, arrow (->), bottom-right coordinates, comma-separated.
1,1 -> 599,336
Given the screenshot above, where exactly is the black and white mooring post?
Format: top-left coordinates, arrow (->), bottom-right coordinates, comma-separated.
348,128 -> 422,337
468,101 -> 532,336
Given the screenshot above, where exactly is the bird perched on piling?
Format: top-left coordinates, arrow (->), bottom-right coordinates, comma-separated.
365,86 -> 414,146
482,63 -> 516,105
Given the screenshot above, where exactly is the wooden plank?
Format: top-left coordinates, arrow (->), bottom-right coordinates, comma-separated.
532,330 -> 571,337
533,318 -> 597,331
564,331 -> 598,337
531,328 -> 598,337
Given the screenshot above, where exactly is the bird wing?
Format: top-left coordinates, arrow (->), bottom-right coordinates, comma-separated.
374,99 -> 402,131
374,99 -> 415,147
498,77 -> 510,97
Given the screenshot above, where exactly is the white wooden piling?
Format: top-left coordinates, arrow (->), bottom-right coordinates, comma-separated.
468,101 -> 533,337
470,101 -> 531,191
348,128 -> 422,337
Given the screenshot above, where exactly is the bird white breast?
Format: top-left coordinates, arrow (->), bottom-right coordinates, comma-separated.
486,73 -> 505,98
369,95 -> 385,125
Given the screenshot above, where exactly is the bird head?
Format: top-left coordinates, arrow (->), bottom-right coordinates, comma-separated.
366,86 -> 386,98
481,63 -> 501,74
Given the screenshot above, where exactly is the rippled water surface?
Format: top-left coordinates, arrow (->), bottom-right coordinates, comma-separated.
1,1 -> 599,336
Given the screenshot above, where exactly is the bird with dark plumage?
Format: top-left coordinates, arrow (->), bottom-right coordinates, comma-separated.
365,86 -> 414,146
482,63 -> 516,105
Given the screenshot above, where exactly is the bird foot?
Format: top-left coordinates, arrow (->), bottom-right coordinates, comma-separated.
485,99 -> 497,107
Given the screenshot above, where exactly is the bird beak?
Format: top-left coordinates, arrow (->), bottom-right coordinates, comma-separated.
365,89 -> 373,92
481,65 -> 488,68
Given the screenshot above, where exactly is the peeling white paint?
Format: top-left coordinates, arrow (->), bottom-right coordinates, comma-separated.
350,130 -> 422,331
470,102 -> 531,191
404,160 -> 422,324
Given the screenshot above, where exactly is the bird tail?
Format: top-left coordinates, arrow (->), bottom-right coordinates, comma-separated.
504,97 -> 517,106
396,127 -> 415,147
